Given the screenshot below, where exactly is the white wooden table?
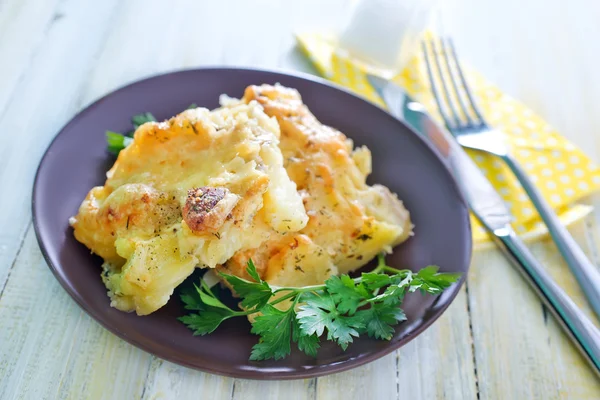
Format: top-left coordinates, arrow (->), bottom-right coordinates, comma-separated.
1,0 -> 600,398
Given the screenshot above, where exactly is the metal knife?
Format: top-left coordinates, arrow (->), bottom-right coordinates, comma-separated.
367,74 -> 600,375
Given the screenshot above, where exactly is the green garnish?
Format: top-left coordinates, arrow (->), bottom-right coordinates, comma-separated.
105,106 -> 193,154
104,111 -> 156,155
105,131 -> 133,155
131,112 -> 157,129
179,254 -> 461,361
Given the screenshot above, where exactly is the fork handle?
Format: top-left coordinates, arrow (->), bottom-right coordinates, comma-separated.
490,224 -> 600,375
502,154 -> 600,318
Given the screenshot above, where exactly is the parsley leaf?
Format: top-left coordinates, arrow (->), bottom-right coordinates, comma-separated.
369,274 -> 412,306
195,280 -> 234,311
326,317 -> 364,350
296,293 -> 335,337
105,131 -> 133,155
292,317 -> 320,357
131,112 -> 157,129
246,259 -> 262,282
179,310 -> 232,335
250,304 -> 294,361
219,260 -> 273,310
297,292 -> 364,350
410,266 -> 463,295
325,275 -> 365,315
220,275 -> 273,310
178,283 -> 236,335
180,286 -> 206,311
356,303 -> 406,340
361,272 -> 392,290
104,112 -> 154,154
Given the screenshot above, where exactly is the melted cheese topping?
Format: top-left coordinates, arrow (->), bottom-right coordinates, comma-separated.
220,85 -> 412,289
71,102 -> 307,315
71,84 -> 412,316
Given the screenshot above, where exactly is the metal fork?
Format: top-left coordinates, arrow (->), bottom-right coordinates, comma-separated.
423,37 -> 600,318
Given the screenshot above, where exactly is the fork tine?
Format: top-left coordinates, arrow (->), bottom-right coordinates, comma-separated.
440,38 -> 477,126
429,39 -> 463,128
422,40 -> 456,130
446,38 -> 486,125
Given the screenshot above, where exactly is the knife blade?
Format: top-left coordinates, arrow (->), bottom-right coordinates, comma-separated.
367,75 -> 511,232
367,74 -> 600,375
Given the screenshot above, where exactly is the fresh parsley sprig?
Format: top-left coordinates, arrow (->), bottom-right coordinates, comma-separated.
105,131 -> 133,155
179,254 -> 461,361
105,112 -> 156,155
131,112 -> 157,130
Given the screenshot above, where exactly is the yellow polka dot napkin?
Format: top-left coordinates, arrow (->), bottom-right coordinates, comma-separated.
296,32 -> 600,246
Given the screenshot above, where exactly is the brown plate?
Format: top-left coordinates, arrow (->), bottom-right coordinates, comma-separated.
32,68 -> 471,380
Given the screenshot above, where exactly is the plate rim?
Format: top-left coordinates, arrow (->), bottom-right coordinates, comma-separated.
31,66 -> 472,380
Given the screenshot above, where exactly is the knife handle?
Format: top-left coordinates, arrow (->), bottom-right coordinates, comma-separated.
502,153 -> 600,319
491,224 -> 600,374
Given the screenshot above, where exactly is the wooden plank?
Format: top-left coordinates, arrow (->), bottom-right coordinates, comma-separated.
233,379 -> 315,400
78,0 -> 347,103
314,292 -> 478,400
0,0 -> 62,114
56,326 -> 151,400
0,227 -> 151,399
316,352 -> 397,399
396,288 -> 478,400
0,0 -> 122,295
468,217 -> 600,399
533,218 -> 600,398
0,0 -> 62,295
468,248 -> 561,399
140,358 -> 234,400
